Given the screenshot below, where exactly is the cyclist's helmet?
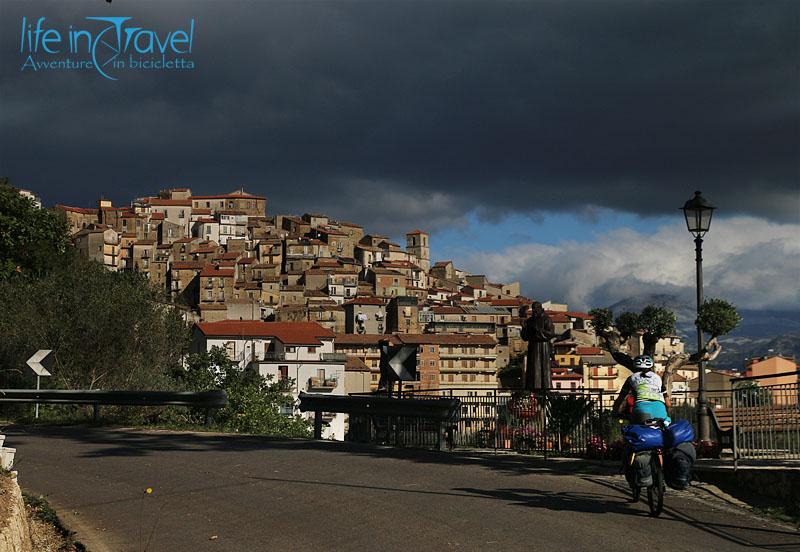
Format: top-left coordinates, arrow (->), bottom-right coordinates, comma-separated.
633,355 -> 654,371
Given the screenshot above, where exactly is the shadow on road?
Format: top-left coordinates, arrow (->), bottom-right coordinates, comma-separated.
6,424 -> 800,551
3,423 -> 611,477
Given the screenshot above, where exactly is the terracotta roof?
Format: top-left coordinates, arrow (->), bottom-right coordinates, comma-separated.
304,290 -> 328,297
200,267 -> 234,277
237,257 -> 256,265
172,261 -> 204,270
564,311 -> 593,320
576,346 -> 604,356
547,311 -> 572,323
312,227 -> 347,236
333,334 -> 388,346
486,299 -> 524,307
394,334 -> 496,346
432,306 -> 464,314
149,212 -> 165,220
195,321 -> 335,345
406,229 -> 427,235
338,221 -> 363,228
219,210 -> 248,216
552,372 -> 582,380
192,193 -> 266,200
55,204 -> 97,215
343,297 -> 385,306
345,356 -> 370,372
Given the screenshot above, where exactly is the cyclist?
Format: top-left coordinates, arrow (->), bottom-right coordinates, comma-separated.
612,355 -> 671,425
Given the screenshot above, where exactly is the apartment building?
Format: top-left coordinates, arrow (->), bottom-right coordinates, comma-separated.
73,224 -> 119,270
343,297 -> 386,334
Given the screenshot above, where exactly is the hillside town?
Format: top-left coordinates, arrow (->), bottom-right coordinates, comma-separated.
52,187 -> 793,438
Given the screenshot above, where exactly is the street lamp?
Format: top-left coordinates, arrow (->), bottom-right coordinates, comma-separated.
682,190 -> 715,441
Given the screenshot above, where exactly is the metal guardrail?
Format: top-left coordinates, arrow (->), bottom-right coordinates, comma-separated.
0,389 -> 228,426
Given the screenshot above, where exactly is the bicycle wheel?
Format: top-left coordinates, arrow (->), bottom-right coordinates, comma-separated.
647,454 -> 665,517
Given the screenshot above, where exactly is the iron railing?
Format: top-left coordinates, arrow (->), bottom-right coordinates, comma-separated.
732,371 -> 800,465
347,388 -> 612,457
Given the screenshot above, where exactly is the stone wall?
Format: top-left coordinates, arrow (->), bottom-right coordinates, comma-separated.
0,473 -> 33,552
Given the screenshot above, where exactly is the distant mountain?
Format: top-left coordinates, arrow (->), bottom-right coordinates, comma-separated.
605,294 -> 800,371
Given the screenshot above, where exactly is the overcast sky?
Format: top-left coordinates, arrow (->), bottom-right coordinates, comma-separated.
1,0 -> 798,309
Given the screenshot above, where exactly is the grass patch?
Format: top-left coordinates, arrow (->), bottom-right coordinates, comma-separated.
23,492 -> 86,551
753,505 -> 800,528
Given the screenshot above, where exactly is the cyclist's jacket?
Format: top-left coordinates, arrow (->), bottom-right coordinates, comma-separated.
621,371 -> 665,403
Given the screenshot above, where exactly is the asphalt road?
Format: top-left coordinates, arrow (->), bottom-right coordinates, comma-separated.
4,426 -> 798,552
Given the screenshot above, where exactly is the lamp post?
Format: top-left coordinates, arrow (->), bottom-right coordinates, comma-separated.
682,190 -> 715,442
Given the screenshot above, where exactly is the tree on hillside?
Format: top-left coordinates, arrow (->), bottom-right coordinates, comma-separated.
0,178 -> 70,279
0,254 -> 189,392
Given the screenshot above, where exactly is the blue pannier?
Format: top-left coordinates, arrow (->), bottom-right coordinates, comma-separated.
622,424 -> 664,451
664,419 -> 695,447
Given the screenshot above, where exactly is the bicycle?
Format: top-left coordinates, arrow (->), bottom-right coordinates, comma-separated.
622,418 -> 666,517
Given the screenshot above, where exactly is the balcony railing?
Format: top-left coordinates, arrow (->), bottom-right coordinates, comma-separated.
308,377 -> 338,391
321,353 -> 347,362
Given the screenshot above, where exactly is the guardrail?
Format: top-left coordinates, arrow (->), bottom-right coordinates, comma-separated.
0,389 -> 228,427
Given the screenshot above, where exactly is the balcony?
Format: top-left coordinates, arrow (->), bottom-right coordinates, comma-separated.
320,352 -> 347,362
308,377 -> 338,391
262,352 -> 287,362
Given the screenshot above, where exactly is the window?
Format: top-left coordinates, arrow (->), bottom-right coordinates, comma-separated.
308,346 -> 317,354
179,210 -> 185,218
429,346 -> 435,353
429,360 -> 435,367
286,346 -> 296,353
278,366 -> 288,380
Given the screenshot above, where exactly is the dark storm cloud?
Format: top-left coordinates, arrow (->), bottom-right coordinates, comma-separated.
0,0 -> 798,233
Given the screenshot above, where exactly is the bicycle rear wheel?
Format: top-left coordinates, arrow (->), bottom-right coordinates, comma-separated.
647,454 -> 665,516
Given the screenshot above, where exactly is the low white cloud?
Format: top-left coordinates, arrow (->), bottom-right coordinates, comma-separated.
459,217 -> 800,310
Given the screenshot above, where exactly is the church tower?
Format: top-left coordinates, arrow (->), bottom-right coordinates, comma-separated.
406,230 -> 430,271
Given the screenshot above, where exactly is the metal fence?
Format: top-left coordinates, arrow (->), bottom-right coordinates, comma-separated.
733,371 -> 800,464
668,389 -> 732,429
347,388 -> 613,457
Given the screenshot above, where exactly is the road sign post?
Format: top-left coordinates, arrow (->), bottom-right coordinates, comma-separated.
26,350 -> 52,419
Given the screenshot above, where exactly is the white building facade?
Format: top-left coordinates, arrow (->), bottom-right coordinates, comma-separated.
191,320 -> 347,440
